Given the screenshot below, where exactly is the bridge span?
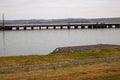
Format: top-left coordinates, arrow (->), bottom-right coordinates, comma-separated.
0,23 -> 120,30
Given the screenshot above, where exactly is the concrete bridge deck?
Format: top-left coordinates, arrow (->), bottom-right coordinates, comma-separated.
0,23 -> 120,30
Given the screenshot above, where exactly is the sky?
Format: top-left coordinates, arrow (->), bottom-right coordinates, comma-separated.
0,0 -> 120,20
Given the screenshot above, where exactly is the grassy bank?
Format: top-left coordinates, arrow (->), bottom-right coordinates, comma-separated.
0,47 -> 120,80
0,61 -> 119,80
0,47 -> 120,68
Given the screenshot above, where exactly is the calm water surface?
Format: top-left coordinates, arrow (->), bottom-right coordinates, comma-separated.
0,29 -> 120,56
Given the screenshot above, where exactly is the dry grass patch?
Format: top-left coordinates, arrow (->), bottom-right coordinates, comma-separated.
0,61 -> 120,80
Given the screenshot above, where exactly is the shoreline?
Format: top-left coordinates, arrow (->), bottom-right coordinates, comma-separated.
0,45 -> 120,80
51,44 -> 120,54
0,44 -> 120,57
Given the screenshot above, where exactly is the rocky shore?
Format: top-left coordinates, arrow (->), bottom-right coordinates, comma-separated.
51,44 -> 120,54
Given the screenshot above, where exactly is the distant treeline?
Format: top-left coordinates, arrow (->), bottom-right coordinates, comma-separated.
0,17 -> 120,24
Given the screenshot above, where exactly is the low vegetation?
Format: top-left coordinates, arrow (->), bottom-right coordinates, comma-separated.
0,47 -> 120,80
0,61 -> 119,80
0,47 -> 120,68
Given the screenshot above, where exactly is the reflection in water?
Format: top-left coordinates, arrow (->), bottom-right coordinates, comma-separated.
2,31 -> 5,55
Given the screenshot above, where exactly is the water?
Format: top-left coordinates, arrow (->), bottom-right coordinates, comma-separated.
0,29 -> 120,56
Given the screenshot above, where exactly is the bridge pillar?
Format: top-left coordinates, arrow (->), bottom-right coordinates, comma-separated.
93,25 -> 97,29
46,26 -> 48,29
2,27 -> 4,30
115,24 -> 120,28
97,25 -> 101,28
24,27 -> 27,30
99,25 -> 106,28
96,25 -> 102,29
81,26 -> 85,29
60,26 -> 63,29
103,25 -> 107,28
88,25 -> 93,29
68,26 -> 70,29
98,25 -> 104,29
94,25 -> 102,29
0,27 -> 2,30
99,25 -> 103,28
53,26 -> 56,29
4,27 -> 7,30
108,25 -> 112,28
39,27 -> 41,30
3,27 -> 12,30
31,27 -> 34,30
74,26 -> 78,29
8,27 -> 12,30
16,27 -> 19,30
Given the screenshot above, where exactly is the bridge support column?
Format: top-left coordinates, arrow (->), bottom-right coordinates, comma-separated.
4,27 -> 12,30
81,26 -> 85,29
115,24 -> 120,28
24,27 -> 26,30
99,25 -> 103,28
100,25 -> 106,29
46,26 -> 48,29
0,27 -> 2,30
74,26 -> 78,29
60,26 -> 63,29
31,27 -> 34,30
99,25 -> 102,28
108,25 -> 112,28
1,27 -> 4,30
9,27 -> 12,30
88,25 -> 93,29
39,27 -> 41,30
16,27 -> 19,30
97,25 -> 101,28
103,25 -> 107,28
53,26 -> 56,29
68,26 -> 70,29
93,25 -> 98,29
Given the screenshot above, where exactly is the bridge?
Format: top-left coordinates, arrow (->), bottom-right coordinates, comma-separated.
0,23 -> 120,30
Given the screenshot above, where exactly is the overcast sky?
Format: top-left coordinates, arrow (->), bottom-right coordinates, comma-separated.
0,0 -> 120,20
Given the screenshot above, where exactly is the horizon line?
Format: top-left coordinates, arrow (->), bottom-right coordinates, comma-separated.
1,17 -> 120,21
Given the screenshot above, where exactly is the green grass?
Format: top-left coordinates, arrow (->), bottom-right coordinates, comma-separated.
0,47 -> 120,68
